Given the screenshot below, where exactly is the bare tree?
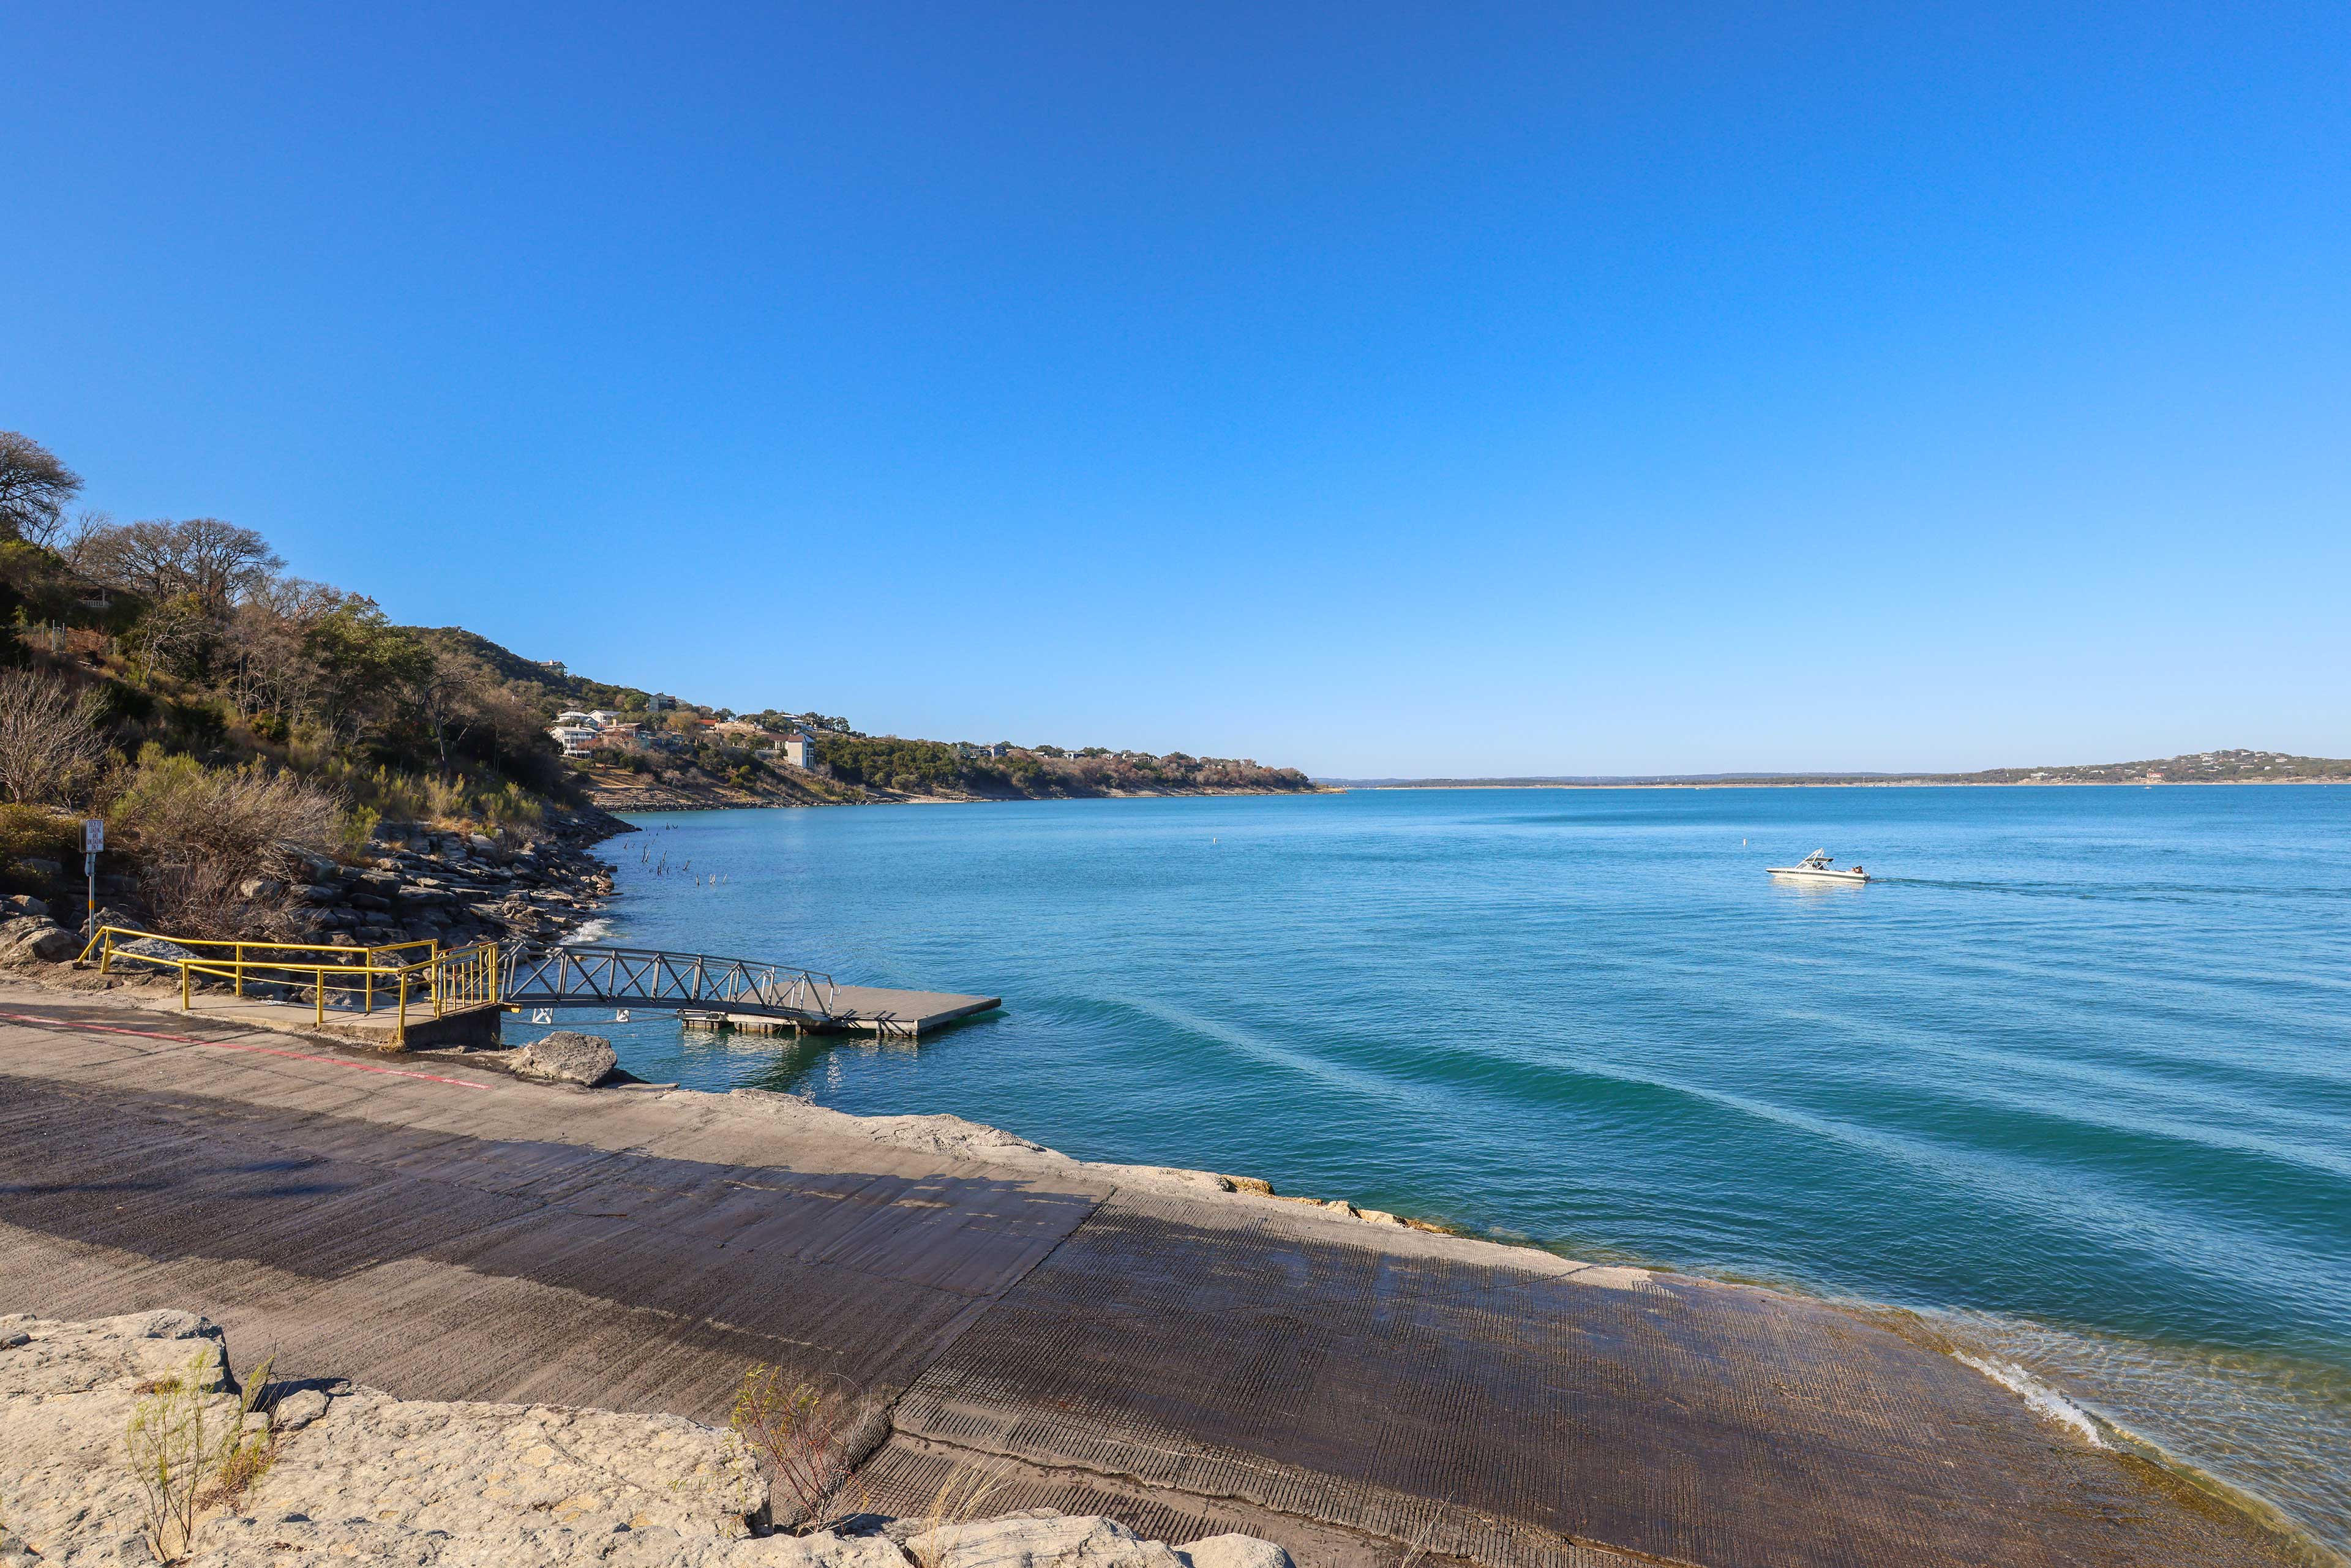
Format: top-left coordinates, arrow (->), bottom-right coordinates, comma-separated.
75,517 -> 284,608
0,432 -> 83,544
42,506 -> 114,559
221,576 -> 366,721
0,667 -> 108,805
402,648 -> 492,772
127,595 -> 218,681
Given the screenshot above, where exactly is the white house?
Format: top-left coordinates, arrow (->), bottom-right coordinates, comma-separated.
781,729 -> 816,768
549,724 -> 599,757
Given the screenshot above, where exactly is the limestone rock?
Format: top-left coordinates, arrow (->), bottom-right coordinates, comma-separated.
516,1030 -> 618,1087
1,894 -> 47,919
904,1513 -> 1186,1568
745,1532 -> 921,1567
1179,1536 -> 1294,1568
271,1386 -> 331,1431
0,1312 -> 768,1568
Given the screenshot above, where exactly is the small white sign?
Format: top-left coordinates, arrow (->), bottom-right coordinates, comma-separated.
83,819 -> 103,853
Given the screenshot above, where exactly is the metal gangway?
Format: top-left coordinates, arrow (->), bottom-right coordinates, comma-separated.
500,944 -> 845,1027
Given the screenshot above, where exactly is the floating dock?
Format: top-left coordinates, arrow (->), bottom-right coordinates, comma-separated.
683,984 -> 1000,1039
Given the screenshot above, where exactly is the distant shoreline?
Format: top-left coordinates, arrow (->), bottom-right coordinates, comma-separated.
1335,778 -> 2349,791
592,779 -> 1339,813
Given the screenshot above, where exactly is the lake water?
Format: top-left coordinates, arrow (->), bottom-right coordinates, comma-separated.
519,786 -> 2351,1554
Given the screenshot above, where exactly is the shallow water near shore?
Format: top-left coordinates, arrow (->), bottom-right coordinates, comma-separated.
515,785 -> 2351,1553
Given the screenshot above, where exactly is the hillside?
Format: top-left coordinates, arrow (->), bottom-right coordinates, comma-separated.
1329,749 -> 2351,789
0,419 -> 1317,842
406,630 -> 1322,809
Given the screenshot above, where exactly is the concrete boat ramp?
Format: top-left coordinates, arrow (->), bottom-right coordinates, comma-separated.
0,983 -> 2309,1568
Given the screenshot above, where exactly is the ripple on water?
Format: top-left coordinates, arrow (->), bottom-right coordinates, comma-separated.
512,786 -> 2351,1553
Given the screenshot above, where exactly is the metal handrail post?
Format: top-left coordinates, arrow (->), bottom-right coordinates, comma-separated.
180,961 -> 190,1011
234,943 -> 244,999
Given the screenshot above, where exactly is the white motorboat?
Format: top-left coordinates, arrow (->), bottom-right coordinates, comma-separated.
1766,849 -> 1871,883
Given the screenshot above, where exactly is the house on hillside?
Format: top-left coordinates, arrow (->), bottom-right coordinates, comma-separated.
596,722 -> 650,751
549,723 -> 599,757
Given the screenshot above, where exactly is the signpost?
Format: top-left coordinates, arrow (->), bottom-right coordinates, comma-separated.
82,819 -> 103,940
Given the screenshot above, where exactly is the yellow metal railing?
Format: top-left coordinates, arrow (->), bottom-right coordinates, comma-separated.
77,926 -> 502,1046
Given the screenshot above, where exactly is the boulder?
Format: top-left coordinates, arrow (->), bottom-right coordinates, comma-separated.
1,894 -> 48,920
113,934 -> 197,967
1179,1537 -> 1295,1568
903,1513 -> 1187,1568
514,1031 -> 617,1087
0,918 -> 81,965
24,923 -> 81,962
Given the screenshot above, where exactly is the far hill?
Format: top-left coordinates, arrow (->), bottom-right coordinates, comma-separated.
1325,749 -> 2351,789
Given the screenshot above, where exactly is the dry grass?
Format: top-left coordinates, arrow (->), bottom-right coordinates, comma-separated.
906,1461 -> 1008,1568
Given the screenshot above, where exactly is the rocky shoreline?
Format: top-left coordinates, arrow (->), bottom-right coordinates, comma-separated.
0,1310 -> 1292,1568
0,808 -> 632,964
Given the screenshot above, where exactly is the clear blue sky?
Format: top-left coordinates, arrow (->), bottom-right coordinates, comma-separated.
7,3 -> 2346,776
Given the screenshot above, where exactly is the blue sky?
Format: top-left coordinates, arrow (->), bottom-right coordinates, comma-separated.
6,3 -> 2346,776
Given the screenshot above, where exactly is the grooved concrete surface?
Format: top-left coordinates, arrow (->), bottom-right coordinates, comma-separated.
0,986 -> 2303,1568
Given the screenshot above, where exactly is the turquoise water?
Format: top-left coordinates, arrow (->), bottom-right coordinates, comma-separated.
523,786 -> 2351,1551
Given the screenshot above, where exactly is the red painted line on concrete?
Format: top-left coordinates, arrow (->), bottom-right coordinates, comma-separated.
0,1011 -> 493,1089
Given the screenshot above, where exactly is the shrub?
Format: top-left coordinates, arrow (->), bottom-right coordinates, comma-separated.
124,1346 -> 277,1562
114,749 -> 347,937
0,665 -> 108,805
729,1366 -> 867,1533
0,801 -> 79,893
